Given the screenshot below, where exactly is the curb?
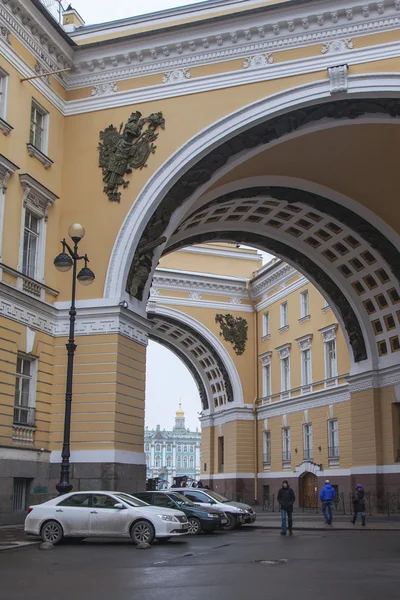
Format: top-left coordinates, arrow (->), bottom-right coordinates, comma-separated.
251,524 -> 400,532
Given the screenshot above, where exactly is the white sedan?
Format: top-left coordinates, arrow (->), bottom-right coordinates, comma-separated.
24,491 -> 189,545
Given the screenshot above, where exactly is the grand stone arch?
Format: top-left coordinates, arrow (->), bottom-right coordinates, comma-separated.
147,305 -> 244,412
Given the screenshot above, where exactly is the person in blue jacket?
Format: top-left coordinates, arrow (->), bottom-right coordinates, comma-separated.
319,480 -> 336,524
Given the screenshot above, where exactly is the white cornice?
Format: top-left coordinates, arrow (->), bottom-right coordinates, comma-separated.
258,384 -> 350,419
149,295 -> 254,312
251,263 -> 294,298
177,245 -> 261,261
200,406 -> 254,428
152,268 -> 248,298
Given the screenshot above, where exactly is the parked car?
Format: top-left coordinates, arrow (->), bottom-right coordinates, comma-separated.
24,491 -> 189,545
173,488 -> 256,529
134,490 -> 228,534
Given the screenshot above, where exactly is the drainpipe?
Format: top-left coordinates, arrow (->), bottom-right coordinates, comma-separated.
247,279 -> 259,504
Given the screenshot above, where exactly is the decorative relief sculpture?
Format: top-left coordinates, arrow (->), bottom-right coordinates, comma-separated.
91,82 -> 118,96
243,53 -> 273,69
98,110 -> 165,202
329,65 -> 348,94
321,39 -> 354,54
162,68 -> 191,84
0,26 -> 11,45
215,314 -> 248,356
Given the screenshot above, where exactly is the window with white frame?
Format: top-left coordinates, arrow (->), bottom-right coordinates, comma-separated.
0,69 -> 9,121
14,355 -> 36,426
281,356 -> 290,392
263,362 -> 271,397
326,340 -> 337,379
189,456 -> 194,468
177,445 -> 181,452
303,423 -> 313,460
146,454 -> 150,466
262,312 -> 270,337
280,302 -> 288,328
263,430 -> 271,465
155,456 -> 161,468
328,419 -> 339,458
155,443 -> 161,452
144,443 -> 150,452
166,456 -> 172,467
30,100 -> 48,153
189,446 -> 194,453
22,211 -> 40,279
183,445 -> 188,452
183,456 -> 188,468
301,348 -> 312,386
177,456 -> 182,468
282,427 -> 291,462
300,290 -> 309,318
166,444 -> 172,452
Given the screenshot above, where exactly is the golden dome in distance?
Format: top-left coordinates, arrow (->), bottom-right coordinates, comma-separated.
176,402 -> 184,417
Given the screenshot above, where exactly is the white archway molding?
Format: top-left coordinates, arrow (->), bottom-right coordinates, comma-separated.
149,304 -> 244,410
105,73 -> 400,301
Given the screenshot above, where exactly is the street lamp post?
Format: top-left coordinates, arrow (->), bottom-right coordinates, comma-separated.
54,224 -> 95,495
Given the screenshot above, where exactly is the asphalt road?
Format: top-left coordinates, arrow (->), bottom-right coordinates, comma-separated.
1,528 -> 399,600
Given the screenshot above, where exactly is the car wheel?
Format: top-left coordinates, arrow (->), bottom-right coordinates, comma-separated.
130,520 -> 155,545
157,537 -> 171,544
187,517 -> 202,535
41,520 -> 64,545
223,514 -> 237,530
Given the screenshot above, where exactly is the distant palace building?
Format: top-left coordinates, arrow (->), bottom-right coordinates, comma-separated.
144,405 -> 201,486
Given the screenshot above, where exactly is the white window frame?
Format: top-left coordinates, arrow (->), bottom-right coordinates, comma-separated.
300,290 -> 309,318
144,443 -> 150,452
177,456 -> 182,468
301,348 -> 312,387
155,443 -> 161,452
166,444 -> 172,452
303,423 -> 313,460
29,99 -> 49,155
183,456 -> 188,468
189,456 -> 194,468
166,456 -> 172,468
263,430 -> 271,466
0,68 -> 9,122
326,339 -> 337,380
320,325 -> 338,386
328,419 -> 339,458
183,445 -> 188,452
262,312 -> 270,338
177,445 -> 181,452
281,356 -> 290,392
282,427 -> 291,463
280,302 -> 288,328
263,363 -> 271,397
14,354 -> 37,426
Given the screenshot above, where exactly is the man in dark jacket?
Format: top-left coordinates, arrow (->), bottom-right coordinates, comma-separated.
351,484 -> 366,526
277,480 -> 295,535
319,479 -> 336,524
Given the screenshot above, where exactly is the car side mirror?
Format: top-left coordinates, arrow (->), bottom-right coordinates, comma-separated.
114,503 -> 126,509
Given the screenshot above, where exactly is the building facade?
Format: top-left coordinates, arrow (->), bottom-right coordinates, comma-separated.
1,0 -> 400,523
144,405 -> 201,487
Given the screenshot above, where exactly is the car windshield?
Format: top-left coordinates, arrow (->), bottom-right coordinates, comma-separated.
115,493 -> 149,507
205,490 -> 230,503
168,492 -> 195,507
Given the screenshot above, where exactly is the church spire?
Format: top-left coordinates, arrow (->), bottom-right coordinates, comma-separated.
174,401 -> 185,430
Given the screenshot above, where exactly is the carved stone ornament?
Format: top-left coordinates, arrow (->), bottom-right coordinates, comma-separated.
162,69 -> 191,84
296,334 -> 313,352
242,53 -> 273,69
91,82 -> 118,96
320,324 -> 338,343
98,111 -> 165,202
215,313 -> 248,356
321,39 -> 354,54
259,351 -> 272,366
329,65 -> 348,94
0,26 -> 11,45
127,98 -> 400,307
276,343 -> 291,360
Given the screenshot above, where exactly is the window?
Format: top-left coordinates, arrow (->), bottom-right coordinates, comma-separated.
166,456 -> 172,468
190,446 -> 194,453
280,302 -> 288,328
183,445 -> 188,452
326,340 -> 337,379
12,478 -> 30,512
144,443 -> 150,452
263,363 -> 271,397
189,456 -> 194,468
154,495 -> 175,509
303,423 -> 313,460
166,444 -> 172,452
282,427 -> 291,462
328,419 -> 339,458
183,456 -> 188,468
146,454 -> 150,466
281,356 -> 290,392
301,348 -> 312,386
30,100 -> 48,152
14,356 -> 35,426
177,445 -> 181,452
184,491 -> 208,503
58,493 -> 91,507
155,456 -> 161,468
92,494 -> 122,509
300,291 -> 309,318
0,69 -> 9,121
218,436 -> 224,473
155,443 -> 161,452
177,456 -> 182,468
22,211 -> 40,279
262,312 -> 270,337
263,430 -> 271,466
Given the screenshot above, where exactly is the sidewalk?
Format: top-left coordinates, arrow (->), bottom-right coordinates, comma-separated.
0,525 -> 40,551
253,512 -> 400,531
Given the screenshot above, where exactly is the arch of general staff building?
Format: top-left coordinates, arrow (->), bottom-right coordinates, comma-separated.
2,0 -> 400,522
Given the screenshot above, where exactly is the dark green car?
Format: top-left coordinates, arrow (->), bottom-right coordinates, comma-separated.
134,491 -> 227,534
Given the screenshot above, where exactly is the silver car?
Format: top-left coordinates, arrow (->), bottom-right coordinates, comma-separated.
173,488 -> 256,530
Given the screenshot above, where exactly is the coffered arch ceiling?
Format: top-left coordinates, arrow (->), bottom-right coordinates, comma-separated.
147,308 -> 244,411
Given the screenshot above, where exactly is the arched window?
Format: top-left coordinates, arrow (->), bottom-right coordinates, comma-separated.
189,456 -> 194,468
145,443 -> 150,452
155,443 -> 161,452
167,456 -> 172,468
146,454 -> 150,465
177,445 -> 181,452
183,445 -> 188,452
190,446 -> 194,453
183,456 -> 188,468
167,444 -> 172,452
177,456 -> 182,468
155,456 -> 161,468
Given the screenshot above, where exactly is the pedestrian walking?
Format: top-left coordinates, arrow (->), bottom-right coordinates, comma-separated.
277,480 -> 295,536
319,479 -> 336,524
351,484 -> 366,526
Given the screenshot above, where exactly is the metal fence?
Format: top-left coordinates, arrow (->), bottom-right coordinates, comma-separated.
262,494 -> 275,512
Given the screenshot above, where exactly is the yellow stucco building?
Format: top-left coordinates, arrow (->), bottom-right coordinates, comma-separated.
1,0 -> 400,523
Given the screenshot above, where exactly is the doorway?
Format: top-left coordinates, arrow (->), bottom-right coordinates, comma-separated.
300,472 -> 318,508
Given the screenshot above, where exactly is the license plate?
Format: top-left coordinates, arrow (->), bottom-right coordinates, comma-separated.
221,519 -> 228,524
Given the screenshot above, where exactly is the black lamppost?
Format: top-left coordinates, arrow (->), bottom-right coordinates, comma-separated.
54,224 -> 95,495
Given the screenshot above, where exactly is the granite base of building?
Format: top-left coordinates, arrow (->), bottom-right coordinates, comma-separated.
0,457 -> 146,525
